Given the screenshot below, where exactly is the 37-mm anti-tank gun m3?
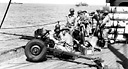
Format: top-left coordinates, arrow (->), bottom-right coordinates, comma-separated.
24,27 -> 105,69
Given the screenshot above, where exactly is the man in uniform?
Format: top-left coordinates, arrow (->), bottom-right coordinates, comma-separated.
101,10 -> 111,48
66,8 -> 77,32
55,28 -> 74,52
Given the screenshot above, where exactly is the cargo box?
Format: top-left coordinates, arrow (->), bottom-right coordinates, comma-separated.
109,7 -> 128,13
109,13 -> 128,20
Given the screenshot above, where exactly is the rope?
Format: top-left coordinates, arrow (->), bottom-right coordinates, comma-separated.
1,20 -> 65,29
0,0 -> 12,28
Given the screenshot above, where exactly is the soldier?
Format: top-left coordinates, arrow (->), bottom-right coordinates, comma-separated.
54,21 -> 61,40
83,10 -> 92,36
66,8 -> 77,31
101,10 -> 111,48
55,27 -> 74,52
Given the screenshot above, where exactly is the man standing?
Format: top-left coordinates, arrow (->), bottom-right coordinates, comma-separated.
101,10 -> 111,48
66,8 -> 77,31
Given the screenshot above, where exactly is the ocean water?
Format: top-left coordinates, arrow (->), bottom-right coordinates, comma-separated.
0,3 -> 103,35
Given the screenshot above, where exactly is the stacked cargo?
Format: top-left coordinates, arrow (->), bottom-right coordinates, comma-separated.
107,7 -> 128,42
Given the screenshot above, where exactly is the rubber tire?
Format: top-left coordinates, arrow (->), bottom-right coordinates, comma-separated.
25,39 -> 47,62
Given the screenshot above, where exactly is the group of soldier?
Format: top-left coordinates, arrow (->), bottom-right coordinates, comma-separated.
48,7 -> 111,55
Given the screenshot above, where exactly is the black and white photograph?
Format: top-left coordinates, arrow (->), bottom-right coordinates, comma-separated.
0,0 -> 128,69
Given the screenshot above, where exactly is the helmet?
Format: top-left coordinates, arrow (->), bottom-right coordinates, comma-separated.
96,9 -> 101,13
90,12 -> 95,14
89,12 -> 95,16
103,10 -> 109,14
34,28 -> 47,37
83,10 -> 87,13
69,8 -> 75,12
77,10 -> 82,14
103,6 -> 110,12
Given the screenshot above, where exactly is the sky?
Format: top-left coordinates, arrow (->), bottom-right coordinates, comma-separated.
0,0 -> 106,5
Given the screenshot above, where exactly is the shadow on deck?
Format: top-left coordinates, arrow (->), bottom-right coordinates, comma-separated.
108,44 -> 128,69
60,59 -> 99,68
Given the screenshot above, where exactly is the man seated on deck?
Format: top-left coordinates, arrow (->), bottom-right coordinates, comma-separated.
72,26 -> 87,55
49,27 -> 74,52
55,27 -> 75,52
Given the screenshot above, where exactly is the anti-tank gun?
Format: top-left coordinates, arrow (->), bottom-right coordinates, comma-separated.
24,27 -> 105,69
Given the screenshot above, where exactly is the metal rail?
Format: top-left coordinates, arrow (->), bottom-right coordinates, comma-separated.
0,20 -> 65,29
